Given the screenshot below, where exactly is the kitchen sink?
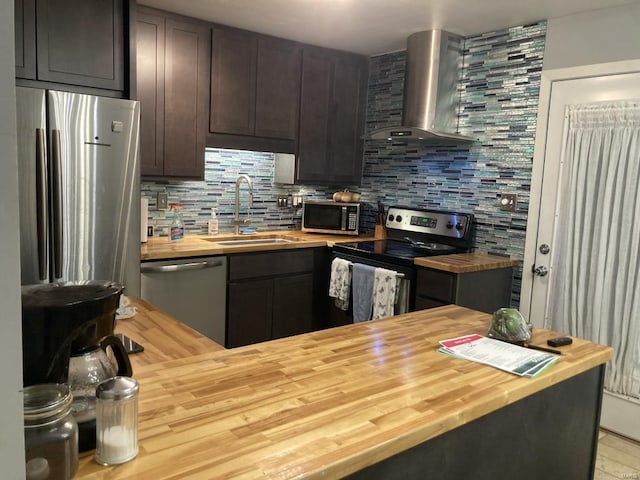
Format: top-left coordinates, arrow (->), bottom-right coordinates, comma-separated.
208,238 -> 295,246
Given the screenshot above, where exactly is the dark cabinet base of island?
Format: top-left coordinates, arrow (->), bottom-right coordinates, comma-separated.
347,365 -> 604,480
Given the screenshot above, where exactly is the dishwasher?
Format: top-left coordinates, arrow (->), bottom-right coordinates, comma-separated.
140,256 -> 227,346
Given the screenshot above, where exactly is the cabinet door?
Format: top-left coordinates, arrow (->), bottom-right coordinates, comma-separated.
35,0 -> 124,90
296,47 -> 332,183
210,27 -> 257,136
227,279 -> 273,348
416,268 -> 456,303
254,37 -> 301,139
297,47 -> 368,184
163,17 -> 209,178
136,11 -> 165,177
272,273 -> 314,339
328,53 -> 367,183
15,0 -> 36,79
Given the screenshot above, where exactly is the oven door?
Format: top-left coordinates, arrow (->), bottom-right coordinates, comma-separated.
328,252 -> 414,327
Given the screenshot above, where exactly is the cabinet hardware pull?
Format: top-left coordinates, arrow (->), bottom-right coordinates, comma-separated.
141,259 -> 223,273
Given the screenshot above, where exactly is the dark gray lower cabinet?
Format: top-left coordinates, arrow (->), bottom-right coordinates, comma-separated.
415,267 -> 514,314
226,249 -> 321,348
227,278 -> 273,347
272,273 -> 314,339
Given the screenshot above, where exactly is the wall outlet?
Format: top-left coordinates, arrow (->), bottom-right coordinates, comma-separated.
500,194 -> 517,212
277,195 -> 289,208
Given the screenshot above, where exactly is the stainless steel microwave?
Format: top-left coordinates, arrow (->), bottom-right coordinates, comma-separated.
302,200 -> 360,235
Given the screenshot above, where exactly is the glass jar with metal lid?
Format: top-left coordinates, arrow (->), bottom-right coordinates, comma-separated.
24,383 -> 78,480
95,376 -> 139,465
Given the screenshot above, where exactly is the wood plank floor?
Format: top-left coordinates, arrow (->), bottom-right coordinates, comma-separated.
595,430 -> 640,479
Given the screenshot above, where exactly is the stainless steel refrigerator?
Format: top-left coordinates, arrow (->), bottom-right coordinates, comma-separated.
16,87 -> 141,295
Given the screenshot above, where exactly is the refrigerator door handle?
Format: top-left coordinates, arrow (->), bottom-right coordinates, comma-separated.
35,128 -> 48,281
51,129 -> 63,280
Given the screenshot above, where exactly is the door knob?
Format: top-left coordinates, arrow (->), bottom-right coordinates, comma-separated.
532,265 -> 548,277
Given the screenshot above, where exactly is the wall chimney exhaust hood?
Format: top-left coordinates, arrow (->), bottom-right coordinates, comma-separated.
369,30 -> 474,143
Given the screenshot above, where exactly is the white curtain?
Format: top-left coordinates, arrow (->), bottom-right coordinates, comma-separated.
546,101 -> 640,398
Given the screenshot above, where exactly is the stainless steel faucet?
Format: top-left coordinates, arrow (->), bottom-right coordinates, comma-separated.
233,174 -> 254,234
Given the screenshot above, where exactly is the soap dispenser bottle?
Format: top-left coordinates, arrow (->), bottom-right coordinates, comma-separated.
208,208 -> 218,235
169,203 -> 184,241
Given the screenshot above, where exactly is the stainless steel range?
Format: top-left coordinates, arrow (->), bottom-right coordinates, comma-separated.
330,206 -> 474,321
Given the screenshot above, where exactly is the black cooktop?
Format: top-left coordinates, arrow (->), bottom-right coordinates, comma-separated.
332,239 -> 462,267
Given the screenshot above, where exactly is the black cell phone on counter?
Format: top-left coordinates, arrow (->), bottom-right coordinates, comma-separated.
115,333 -> 144,354
547,336 -> 572,347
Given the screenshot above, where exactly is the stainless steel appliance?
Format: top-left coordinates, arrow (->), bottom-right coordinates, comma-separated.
140,256 -> 227,346
330,206 -> 474,323
16,87 -> 140,294
302,200 -> 360,235
369,30 -> 474,144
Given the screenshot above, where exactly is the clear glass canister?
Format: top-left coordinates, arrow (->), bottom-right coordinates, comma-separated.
24,384 -> 79,480
95,376 -> 139,465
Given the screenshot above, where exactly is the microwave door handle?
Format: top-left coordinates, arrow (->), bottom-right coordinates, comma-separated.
35,128 -> 48,281
341,206 -> 347,230
51,129 -> 63,280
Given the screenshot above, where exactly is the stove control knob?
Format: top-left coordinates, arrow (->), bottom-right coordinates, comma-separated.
446,221 -> 454,229
455,223 -> 464,231
395,215 -> 402,223
388,214 -> 394,222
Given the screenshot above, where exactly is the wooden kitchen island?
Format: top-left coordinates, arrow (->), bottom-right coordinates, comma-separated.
77,298 -> 612,479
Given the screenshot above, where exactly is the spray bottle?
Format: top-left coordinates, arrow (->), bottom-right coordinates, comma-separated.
169,203 -> 184,241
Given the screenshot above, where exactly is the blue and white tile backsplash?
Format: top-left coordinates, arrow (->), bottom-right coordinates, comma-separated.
141,21 -> 547,306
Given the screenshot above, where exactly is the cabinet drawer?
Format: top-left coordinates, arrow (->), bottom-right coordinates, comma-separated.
229,249 -> 314,280
416,268 -> 455,303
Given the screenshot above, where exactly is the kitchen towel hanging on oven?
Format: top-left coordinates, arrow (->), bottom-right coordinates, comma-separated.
329,258 -> 352,311
352,263 -> 376,323
372,268 -> 399,320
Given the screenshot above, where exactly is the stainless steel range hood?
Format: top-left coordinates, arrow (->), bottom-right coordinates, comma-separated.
369,30 -> 474,143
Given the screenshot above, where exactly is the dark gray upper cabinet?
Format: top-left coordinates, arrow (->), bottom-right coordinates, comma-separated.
136,9 -> 165,177
209,26 -> 301,144
15,0 -> 126,91
15,0 -> 36,79
137,7 -> 210,179
254,36 -> 301,139
297,46 -> 368,185
210,26 -> 257,136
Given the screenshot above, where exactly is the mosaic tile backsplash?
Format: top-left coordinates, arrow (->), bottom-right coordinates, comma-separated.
141,21 -> 547,307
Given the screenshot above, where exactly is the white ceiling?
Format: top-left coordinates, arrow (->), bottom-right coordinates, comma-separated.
138,0 -> 639,56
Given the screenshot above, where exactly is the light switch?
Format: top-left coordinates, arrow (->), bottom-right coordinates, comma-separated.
157,192 -> 168,210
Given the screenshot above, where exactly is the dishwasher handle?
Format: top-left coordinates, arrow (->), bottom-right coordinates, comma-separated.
141,258 -> 224,274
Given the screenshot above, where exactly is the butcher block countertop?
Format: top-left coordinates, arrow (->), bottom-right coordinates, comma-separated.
140,231 -> 376,261
78,300 -> 612,479
141,231 -> 519,274
414,252 -> 520,273
115,298 -> 224,365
